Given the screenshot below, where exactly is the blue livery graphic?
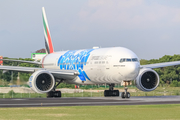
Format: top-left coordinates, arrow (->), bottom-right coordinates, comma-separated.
29,82 -> 32,87
29,76 -> 33,81
57,49 -> 94,81
29,76 -> 33,87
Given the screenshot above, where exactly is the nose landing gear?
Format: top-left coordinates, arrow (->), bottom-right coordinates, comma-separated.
121,81 -> 130,98
121,87 -> 130,98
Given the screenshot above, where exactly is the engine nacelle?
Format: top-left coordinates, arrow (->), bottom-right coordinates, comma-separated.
28,70 -> 55,93
135,68 -> 159,92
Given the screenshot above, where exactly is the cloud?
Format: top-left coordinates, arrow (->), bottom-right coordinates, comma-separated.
78,0 -> 180,30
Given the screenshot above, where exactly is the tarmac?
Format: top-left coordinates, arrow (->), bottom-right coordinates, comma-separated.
0,96 -> 180,107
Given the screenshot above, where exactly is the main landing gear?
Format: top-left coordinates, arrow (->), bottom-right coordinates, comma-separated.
104,84 -> 119,97
47,91 -> 61,98
104,82 -> 130,98
46,79 -> 62,98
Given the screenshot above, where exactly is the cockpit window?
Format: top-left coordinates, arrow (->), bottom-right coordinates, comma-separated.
120,58 -> 125,62
120,58 -> 138,63
126,59 -> 131,62
132,58 -> 138,62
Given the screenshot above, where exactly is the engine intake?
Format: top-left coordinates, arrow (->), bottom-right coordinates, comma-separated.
135,68 -> 159,92
29,70 -> 55,93
36,73 -> 54,91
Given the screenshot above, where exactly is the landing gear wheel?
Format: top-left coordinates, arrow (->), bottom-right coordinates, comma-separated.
125,92 -> 130,98
46,79 -> 63,98
47,91 -> 54,98
104,90 -> 108,97
104,90 -> 119,97
47,91 -> 61,98
104,84 -> 119,97
55,91 -> 61,97
121,92 -> 125,98
121,81 -> 131,99
113,90 -> 119,96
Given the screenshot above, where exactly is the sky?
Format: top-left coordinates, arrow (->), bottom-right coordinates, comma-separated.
1,0 -> 180,60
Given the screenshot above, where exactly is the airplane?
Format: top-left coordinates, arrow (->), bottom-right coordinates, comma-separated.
1,7 -> 180,98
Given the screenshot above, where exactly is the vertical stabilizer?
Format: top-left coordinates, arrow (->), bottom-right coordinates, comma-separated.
42,7 -> 54,54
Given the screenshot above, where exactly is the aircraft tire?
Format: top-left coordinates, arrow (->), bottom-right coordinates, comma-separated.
104,90 -> 109,97
46,91 -> 61,98
47,91 -> 54,98
54,91 -> 61,97
113,90 -> 119,96
125,92 -> 130,98
121,92 -> 125,98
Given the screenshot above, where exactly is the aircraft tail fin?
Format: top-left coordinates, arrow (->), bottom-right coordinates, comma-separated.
42,7 -> 54,54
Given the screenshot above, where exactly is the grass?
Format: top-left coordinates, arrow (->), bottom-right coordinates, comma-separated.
0,104 -> 180,120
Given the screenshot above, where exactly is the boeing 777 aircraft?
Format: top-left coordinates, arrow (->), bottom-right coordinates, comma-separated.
1,7 -> 180,98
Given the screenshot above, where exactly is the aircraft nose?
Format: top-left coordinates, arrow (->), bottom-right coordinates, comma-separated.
129,63 -> 139,73
125,62 -> 140,80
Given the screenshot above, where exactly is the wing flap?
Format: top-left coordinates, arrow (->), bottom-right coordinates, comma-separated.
49,69 -> 79,80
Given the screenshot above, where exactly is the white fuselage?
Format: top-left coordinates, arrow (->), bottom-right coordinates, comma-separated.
41,47 -> 140,84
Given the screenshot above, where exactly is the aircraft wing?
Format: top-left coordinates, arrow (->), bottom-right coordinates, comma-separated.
0,65 -> 43,73
0,59 -> 41,64
0,65 -> 79,80
141,61 -> 180,69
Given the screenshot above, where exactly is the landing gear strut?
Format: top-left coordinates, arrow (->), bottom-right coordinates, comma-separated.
46,79 -> 62,98
104,84 -> 119,97
121,81 -> 130,98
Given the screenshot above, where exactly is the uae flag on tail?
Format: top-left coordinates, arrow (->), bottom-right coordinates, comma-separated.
42,7 -> 54,54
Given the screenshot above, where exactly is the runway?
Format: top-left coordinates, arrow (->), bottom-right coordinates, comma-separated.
1,96 -> 180,107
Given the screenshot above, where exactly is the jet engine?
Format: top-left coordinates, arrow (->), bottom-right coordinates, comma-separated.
135,68 -> 159,92
28,70 -> 55,93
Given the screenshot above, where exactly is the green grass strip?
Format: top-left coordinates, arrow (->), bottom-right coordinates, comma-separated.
0,104 -> 180,120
